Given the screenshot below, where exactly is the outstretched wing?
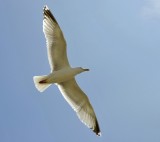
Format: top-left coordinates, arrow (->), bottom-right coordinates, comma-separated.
58,79 -> 101,136
43,5 -> 70,71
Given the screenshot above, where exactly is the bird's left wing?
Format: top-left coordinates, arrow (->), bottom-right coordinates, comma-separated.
58,79 -> 101,136
43,5 -> 70,71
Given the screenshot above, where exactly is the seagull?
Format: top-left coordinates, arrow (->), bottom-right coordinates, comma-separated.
33,5 -> 101,136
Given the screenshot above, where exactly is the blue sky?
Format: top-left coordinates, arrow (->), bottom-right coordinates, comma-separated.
1,0 -> 160,142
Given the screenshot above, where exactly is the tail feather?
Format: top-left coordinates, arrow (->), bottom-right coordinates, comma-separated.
33,75 -> 51,92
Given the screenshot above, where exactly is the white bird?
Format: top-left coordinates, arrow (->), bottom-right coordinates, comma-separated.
33,5 -> 101,136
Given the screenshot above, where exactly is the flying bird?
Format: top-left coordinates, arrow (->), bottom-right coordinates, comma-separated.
33,5 -> 101,136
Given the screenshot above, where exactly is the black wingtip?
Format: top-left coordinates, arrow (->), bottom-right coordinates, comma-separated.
43,5 -> 49,10
93,119 -> 101,136
43,5 -> 58,24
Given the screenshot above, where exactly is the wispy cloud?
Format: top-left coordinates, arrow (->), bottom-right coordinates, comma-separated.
141,0 -> 160,18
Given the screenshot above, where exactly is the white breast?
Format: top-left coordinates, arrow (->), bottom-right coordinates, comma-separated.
46,68 -> 79,83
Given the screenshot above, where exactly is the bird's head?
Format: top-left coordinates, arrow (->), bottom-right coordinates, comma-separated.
73,67 -> 89,75
79,67 -> 90,72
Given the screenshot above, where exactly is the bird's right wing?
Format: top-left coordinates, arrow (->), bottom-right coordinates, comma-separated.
58,79 -> 101,136
43,5 -> 70,71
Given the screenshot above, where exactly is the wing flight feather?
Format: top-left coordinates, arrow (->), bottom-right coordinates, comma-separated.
58,79 -> 101,136
43,6 -> 70,71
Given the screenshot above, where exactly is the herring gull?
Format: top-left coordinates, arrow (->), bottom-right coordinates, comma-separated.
33,5 -> 101,136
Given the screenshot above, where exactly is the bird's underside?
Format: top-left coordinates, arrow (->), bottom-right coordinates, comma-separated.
33,5 -> 101,136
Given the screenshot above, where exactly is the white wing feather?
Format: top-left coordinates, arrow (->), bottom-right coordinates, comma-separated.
43,6 -> 70,71
58,79 -> 101,136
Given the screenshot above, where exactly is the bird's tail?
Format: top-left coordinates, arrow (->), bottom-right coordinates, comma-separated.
33,75 -> 51,92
